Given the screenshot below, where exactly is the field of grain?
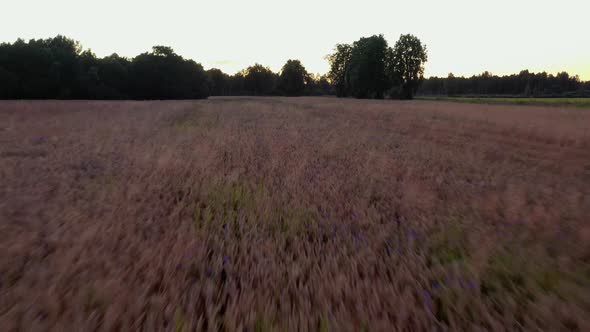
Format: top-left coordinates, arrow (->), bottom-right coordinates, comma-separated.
1,97 -> 589,331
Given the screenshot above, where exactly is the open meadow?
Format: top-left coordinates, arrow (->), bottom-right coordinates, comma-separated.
1,97 -> 589,331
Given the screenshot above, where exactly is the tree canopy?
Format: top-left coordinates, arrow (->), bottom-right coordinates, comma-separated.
327,34 -> 428,99
389,34 -> 428,99
348,35 -> 390,99
0,37 -> 209,99
278,60 -> 308,96
128,46 -> 209,99
206,68 -> 230,96
327,44 -> 352,97
242,64 -> 278,96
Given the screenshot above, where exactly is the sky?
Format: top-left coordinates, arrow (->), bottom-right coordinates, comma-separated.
2,0 -> 589,80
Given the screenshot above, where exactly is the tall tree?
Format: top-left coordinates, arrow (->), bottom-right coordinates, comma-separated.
97,53 -> 131,99
347,34 -> 389,99
128,46 -> 209,99
278,59 -> 308,96
327,43 -> 352,97
329,35 -> 410,99
389,34 -> 428,99
243,64 -> 277,95
207,68 -> 229,96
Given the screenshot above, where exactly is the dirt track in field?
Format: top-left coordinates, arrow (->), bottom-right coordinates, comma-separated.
1,97 -> 589,331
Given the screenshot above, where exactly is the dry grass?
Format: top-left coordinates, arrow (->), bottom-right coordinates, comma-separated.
1,97 -> 589,331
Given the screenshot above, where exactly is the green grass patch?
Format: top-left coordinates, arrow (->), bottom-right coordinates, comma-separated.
174,308 -> 187,332
191,181 -> 316,237
254,315 -> 276,332
428,221 -> 468,266
480,245 -> 590,313
318,316 -> 329,332
418,96 -> 590,108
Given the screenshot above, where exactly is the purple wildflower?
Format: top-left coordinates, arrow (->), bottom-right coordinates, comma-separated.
32,136 -> 48,145
423,290 -> 434,312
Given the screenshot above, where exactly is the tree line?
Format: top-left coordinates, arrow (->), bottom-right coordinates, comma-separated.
206,61 -> 333,97
0,36 -> 332,99
0,37 -> 211,99
418,70 -> 590,97
0,35 -> 587,100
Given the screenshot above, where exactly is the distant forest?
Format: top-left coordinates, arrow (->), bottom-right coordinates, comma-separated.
418,71 -> 590,97
0,35 -> 587,100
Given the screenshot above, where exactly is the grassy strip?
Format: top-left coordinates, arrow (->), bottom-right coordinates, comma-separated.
417,96 -> 590,108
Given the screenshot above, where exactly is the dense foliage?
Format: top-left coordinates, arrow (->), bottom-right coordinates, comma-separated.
0,36 -> 332,99
326,44 -> 353,97
242,64 -> 278,96
389,35 -> 428,99
418,70 -> 589,97
327,34 -> 428,99
278,60 -> 308,96
0,36 -> 209,99
205,63 -> 332,97
347,35 -> 390,99
128,46 -> 209,99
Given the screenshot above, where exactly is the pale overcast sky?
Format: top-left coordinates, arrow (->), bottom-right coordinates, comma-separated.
2,0 -> 589,79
